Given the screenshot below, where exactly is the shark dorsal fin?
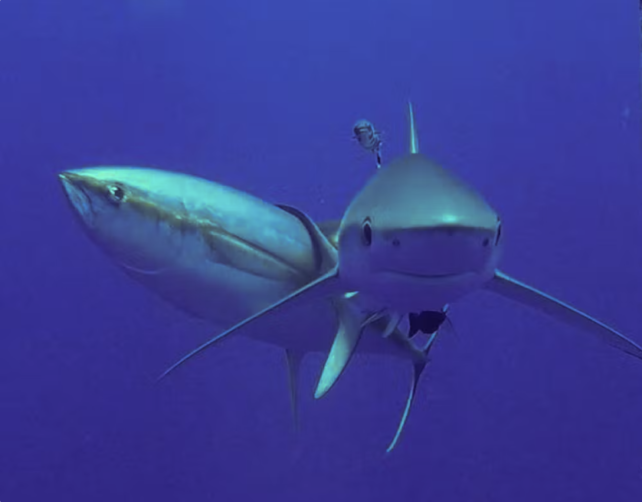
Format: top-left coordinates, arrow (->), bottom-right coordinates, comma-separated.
408,101 -> 419,154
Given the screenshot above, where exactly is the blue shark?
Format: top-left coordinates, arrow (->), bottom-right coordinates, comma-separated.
160,103 -> 642,432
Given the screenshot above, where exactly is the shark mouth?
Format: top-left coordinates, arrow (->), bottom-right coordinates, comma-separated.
380,270 -> 477,282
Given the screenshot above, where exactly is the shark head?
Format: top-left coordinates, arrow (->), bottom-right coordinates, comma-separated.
337,105 -> 502,311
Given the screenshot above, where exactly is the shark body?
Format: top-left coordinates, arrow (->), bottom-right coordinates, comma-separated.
158,103 -> 642,438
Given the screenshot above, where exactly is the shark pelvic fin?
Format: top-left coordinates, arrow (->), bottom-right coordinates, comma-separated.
157,267 -> 342,382
285,349 -> 304,433
421,330 -> 439,356
486,270 -> 642,359
314,299 -> 365,399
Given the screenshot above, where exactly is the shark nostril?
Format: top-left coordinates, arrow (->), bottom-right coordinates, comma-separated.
392,238 -> 400,247
482,238 -> 490,247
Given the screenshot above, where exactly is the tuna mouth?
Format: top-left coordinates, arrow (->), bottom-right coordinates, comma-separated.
59,172 -> 81,195
59,171 -> 85,190
58,172 -> 95,225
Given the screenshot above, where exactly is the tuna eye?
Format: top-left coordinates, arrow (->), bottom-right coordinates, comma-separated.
107,185 -> 125,204
361,219 -> 372,247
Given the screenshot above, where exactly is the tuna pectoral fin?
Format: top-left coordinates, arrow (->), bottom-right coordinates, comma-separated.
285,349 -> 304,433
486,270 -> 642,359
276,204 -> 338,274
157,267 -> 342,381
314,300 -> 365,399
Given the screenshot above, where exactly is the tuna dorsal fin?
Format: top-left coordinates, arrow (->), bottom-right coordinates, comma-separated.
285,349 -> 304,433
157,267 -> 342,382
408,101 -> 419,154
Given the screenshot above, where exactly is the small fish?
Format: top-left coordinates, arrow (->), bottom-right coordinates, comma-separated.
408,307 -> 449,338
353,119 -> 383,168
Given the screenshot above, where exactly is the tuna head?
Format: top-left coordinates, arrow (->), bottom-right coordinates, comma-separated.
58,166 -> 320,324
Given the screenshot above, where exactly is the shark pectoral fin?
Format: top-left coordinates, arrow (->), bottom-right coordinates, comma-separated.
157,267 -> 342,382
285,349 -> 304,434
314,300 -> 364,399
386,360 -> 427,453
486,270 -> 642,359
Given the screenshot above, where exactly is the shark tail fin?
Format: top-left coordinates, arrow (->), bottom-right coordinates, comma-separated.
386,360 -> 426,453
486,270 -> 642,359
386,327 -> 440,453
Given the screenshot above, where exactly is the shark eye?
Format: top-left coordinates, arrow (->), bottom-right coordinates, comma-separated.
107,184 -> 126,205
361,218 -> 372,247
495,221 -> 502,246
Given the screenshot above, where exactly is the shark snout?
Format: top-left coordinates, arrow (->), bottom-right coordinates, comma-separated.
373,225 -> 500,278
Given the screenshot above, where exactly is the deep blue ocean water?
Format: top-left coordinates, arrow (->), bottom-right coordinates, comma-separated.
1,0 -> 641,500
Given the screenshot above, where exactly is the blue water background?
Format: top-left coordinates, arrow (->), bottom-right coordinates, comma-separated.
1,0 -> 641,500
